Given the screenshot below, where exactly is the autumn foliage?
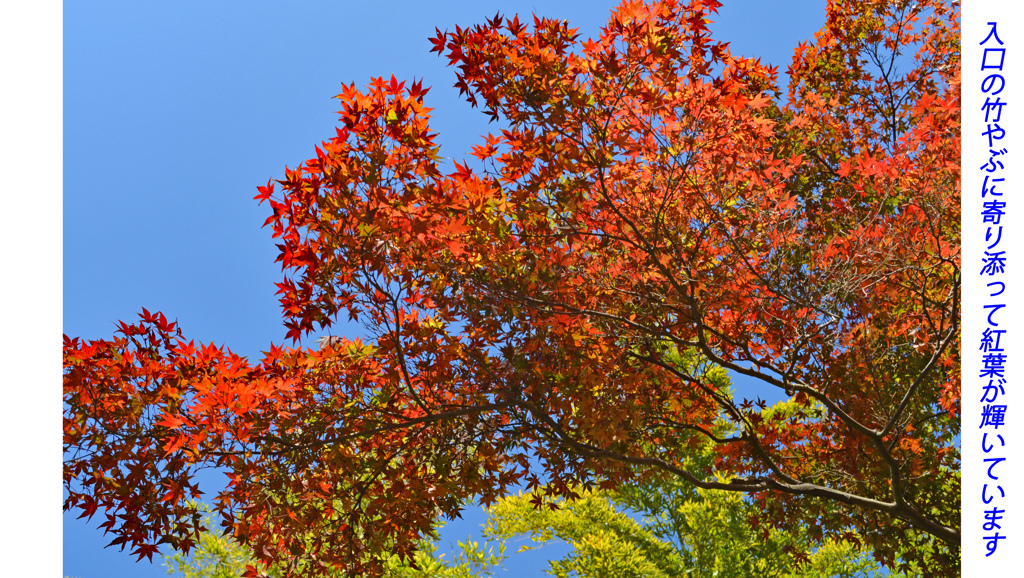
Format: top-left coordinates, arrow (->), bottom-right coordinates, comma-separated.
64,0 -> 961,575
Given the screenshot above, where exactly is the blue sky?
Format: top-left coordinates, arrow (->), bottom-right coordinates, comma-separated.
63,1 -> 826,576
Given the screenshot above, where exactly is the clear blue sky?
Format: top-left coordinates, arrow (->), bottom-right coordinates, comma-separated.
64,1 -> 825,576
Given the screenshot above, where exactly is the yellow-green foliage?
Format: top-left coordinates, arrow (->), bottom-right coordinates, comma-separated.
484,490 -> 681,578
484,482 -> 894,578
378,538 -> 506,578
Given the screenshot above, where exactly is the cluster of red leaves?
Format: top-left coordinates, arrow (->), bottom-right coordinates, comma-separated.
64,309 -> 525,575
65,0 -> 961,575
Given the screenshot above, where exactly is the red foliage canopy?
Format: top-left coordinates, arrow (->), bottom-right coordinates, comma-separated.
65,0 -> 960,575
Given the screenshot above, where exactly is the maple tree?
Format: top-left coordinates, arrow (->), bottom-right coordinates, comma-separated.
64,0 -> 961,576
